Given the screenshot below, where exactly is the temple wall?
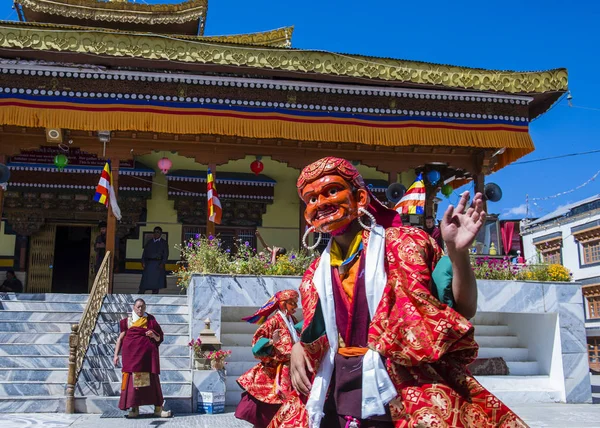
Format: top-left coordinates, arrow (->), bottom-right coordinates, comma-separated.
0,222 -> 15,269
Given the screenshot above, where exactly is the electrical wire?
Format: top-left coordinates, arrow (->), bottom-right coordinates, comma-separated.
512,149 -> 600,165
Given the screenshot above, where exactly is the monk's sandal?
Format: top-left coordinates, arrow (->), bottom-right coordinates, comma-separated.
153,406 -> 172,418
127,407 -> 139,418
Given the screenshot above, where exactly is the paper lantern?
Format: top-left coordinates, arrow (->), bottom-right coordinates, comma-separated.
54,154 -> 68,171
441,184 -> 453,197
426,170 -> 441,185
250,158 -> 264,175
157,157 -> 172,174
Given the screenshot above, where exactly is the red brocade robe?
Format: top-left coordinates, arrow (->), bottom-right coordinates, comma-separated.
238,312 -> 299,405
268,226 -> 527,428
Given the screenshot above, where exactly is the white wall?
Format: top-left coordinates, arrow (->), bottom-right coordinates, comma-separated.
522,212 -> 600,282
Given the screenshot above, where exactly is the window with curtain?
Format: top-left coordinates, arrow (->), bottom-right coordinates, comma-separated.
542,250 -> 561,265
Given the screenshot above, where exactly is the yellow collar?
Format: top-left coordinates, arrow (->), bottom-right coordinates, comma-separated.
330,232 -> 363,267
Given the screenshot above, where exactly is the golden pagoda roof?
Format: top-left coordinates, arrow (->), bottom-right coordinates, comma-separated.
0,19 -> 567,114
14,0 -> 208,35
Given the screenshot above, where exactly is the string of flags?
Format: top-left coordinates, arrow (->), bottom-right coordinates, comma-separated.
93,161 -> 122,220
531,169 -> 600,201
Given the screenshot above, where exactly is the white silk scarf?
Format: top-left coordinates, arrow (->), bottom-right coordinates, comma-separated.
306,225 -> 397,427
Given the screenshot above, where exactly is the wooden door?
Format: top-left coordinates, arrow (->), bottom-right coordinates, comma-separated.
26,224 -> 56,293
88,226 -> 99,292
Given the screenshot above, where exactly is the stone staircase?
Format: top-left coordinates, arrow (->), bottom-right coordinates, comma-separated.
0,293 -> 87,412
472,312 -> 563,404
112,274 -> 183,295
75,294 -> 192,414
221,307 -> 561,407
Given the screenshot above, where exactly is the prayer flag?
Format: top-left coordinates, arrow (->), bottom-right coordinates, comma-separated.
394,173 -> 426,215
207,168 -> 222,224
93,161 -> 122,220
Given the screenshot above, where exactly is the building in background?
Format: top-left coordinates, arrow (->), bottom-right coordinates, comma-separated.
0,0 -> 567,294
521,194 -> 600,372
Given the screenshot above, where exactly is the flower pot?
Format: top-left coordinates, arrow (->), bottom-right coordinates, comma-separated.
194,357 -> 210,370
211,359 -> 225,370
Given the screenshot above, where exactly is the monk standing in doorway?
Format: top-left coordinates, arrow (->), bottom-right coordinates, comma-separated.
139,226 -> 169,294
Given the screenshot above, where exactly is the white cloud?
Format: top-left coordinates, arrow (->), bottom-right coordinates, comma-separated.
501,204 -> 528,218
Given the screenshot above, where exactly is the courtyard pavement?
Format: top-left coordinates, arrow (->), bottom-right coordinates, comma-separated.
0,404 -> 600,428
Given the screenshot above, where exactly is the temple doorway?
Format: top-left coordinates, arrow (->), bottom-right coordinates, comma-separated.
51,226 -> 92,294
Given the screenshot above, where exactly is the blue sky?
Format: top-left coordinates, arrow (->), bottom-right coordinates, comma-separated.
2,0 -> 599,220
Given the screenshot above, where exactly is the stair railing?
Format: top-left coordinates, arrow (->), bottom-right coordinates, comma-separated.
65,251 -> 111,414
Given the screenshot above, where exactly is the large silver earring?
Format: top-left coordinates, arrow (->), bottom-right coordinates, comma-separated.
302,226 -> 322,251
357,207 -> 377,231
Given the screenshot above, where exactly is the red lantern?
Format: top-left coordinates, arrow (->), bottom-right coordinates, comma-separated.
157,157 -> 172,174
250,158 -> 264,175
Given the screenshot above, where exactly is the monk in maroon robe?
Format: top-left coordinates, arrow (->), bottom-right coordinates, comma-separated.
113,298 -> 171,418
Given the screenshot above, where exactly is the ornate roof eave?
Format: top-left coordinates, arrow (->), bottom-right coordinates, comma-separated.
0,21 -> 567,115
15,0 -> 207,32
0,21 -> 294,48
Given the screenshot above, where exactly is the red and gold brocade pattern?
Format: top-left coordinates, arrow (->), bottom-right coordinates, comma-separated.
268,226 -> 527,428
237,313 -> 297,405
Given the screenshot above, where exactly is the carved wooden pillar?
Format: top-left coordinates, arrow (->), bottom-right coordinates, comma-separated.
388,171 -> 398,185
474,151 -> 492,213
206,163 -> 216,238
106,158 -> 119,294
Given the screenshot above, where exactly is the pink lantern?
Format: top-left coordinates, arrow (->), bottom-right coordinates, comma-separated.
157,157 -> 172,174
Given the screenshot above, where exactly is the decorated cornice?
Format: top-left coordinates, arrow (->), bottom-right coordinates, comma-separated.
583,284 -> 600,297
168,191 -> 272,200
0,22 -> 567,94
8,164 -> 155,176
167,175 -> 276,186
0,59 -> 533,105
0,22 -> 292,48
533,237 -> 562,253
207,27 -> 293,48
14,0 -> 207,28
573,226 -> 600,244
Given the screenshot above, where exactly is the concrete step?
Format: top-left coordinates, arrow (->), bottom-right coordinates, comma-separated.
90,333 -> 188,346
474,335 -> 520,348
224,346 -> 254,363
221,307 -> 260,322
221,321 -> 260,335
226,376 -> 242,393
0,302 -> 85,311
86,344 -> 189,358
226,361 -> 257,377
104,295 -> 187,305
0,312 -> 82,322
84,356 -> 190,370
0,294 -> 89,302
0,344 -> 69,356
0,333 -> 70,344
221,333 -> 254,347
0,322 -> 77,333
79,368 -> 191,383
0,356 -> 68,369
76,381 -> 191,397
478,347 -> 529,361
226,391 -> 243,407
94,322 -> 189,335
0,382 -> 67,396
476,375 -> 562,404
100,304 -> 188,315
473,324 -> 511,336
0,368 -> 67,382
98,313 -> 188,324
0,396 -> 66,413
74,395 -> 192,414
507,361 -> 542,376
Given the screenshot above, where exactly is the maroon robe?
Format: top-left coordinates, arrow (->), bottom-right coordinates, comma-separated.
118,314 -> 165,410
